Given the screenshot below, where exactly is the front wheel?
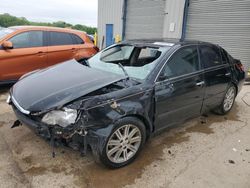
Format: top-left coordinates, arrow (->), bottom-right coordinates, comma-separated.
99,117 -> 146,168
215,85 -> 237,115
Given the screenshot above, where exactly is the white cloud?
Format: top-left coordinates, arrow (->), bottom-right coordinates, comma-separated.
0,0 -> 98,26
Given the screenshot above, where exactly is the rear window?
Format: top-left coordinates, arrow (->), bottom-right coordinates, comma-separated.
71,34 -> 84,44
139,48 -> 158,59
49,31 -> 74,46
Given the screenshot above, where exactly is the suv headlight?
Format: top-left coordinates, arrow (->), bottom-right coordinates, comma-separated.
41,107 -> 77,128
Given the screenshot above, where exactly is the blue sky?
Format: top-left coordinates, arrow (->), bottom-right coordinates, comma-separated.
0,0 -> 98,27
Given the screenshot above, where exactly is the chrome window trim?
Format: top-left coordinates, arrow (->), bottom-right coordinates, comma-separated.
203,63 -> 230,73
155,63 -> 231,86
11,96 -> 30,115
155,70 -> 204,86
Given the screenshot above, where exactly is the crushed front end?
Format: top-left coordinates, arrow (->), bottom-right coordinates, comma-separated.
9,100 -> 91,157
7,78 -> 154,161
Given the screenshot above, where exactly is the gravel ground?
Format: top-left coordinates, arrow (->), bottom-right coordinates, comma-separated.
0,85 -> 249,188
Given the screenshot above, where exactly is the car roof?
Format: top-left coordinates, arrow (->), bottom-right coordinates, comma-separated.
122,38 -> 215,48
9,25 -> 86,34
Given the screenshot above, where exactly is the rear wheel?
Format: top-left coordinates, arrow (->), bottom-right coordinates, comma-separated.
99,117 -> 146,168
215,85 -> 236,115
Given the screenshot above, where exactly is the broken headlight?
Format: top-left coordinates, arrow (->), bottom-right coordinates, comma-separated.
41,107 -> 77,128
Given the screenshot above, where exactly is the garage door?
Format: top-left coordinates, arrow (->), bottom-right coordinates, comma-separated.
125,0 -> 166,39
185,0 -> 250,70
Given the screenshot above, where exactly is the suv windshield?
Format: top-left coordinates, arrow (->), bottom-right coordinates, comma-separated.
0,28 -> 15,40
88,44 -> 170,80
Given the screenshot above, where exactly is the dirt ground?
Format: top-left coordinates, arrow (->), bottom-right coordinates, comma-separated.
0,85 -> 250,188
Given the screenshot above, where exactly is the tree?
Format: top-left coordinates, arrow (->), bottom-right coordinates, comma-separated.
0,13 -> 97,34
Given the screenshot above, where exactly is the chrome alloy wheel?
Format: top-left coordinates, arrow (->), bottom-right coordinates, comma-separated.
223,86 -> 236,112
106,124 -> 142,164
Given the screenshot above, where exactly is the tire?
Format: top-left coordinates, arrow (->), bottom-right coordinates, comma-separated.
214,85 -> 237,115
99,117 -> 146,168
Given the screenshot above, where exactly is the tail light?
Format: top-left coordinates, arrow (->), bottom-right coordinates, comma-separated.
93,46 -> 99,52
235,62 -> 244,72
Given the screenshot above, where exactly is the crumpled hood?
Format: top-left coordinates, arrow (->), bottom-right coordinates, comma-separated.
11,59 -> 125,112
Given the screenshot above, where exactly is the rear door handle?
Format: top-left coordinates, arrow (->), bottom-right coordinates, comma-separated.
71,48 -> 77,53
196,81 -> 205,87
37,51 -> 46,56
225,72 -> 231,76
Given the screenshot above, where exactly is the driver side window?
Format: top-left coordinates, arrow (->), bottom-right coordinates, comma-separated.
9,31 -> 43,49
159,46 -> 199,80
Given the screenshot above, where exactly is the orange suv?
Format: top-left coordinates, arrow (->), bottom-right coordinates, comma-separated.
0,26 -> 98,84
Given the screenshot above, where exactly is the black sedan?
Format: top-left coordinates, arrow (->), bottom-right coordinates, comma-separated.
7,39 -> 245,168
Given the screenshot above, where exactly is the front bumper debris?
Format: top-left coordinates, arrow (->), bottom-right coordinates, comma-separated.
11,105 -> 89,156
8,88 -> 122,161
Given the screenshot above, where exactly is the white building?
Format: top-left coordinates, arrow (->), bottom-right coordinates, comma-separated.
98,0 -> 250,70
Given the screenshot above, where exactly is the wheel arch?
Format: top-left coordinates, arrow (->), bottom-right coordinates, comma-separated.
122,114 -> 152,140
231,81 -> 238,96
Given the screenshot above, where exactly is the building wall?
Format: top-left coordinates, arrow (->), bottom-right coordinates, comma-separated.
97,0 -> 249,70
163,0 -> 185,39
97,0 -> 123,48
125,0 -> 166,39
185,0 -> 250,70
98,0 -> 185,43
125,0 -> 185,40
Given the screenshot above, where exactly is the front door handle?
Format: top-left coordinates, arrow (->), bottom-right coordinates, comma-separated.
225,72 -> 231,77
196,81 -> 205,87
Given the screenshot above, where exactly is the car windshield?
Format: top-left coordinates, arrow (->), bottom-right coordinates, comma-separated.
88,44 -> 170,80
0,28 -> 15,40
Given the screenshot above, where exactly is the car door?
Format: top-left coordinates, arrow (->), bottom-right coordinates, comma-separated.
0,30 -> 47,81
199,44 -> 231,110
154,45 -> 205,131
47,31 -> 76,67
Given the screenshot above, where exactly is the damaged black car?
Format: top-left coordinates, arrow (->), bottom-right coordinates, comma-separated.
7,39 -> 245,168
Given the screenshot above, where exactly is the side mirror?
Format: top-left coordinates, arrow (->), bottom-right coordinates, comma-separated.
158,74 -> 168,82
2,41 -> 13,50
